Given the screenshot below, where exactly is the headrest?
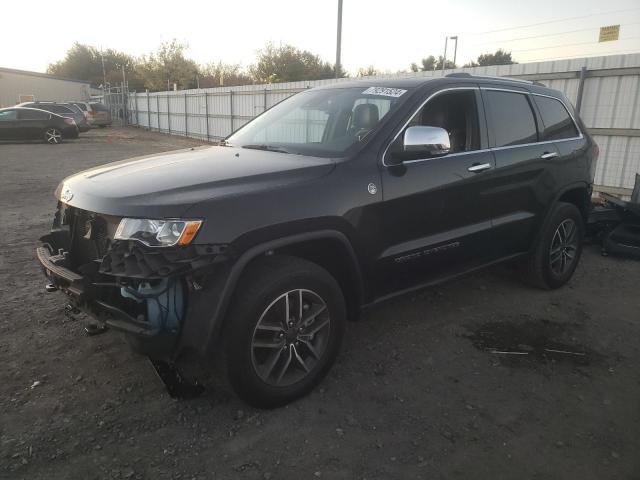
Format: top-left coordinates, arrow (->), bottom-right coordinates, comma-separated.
353,103 -> 379,129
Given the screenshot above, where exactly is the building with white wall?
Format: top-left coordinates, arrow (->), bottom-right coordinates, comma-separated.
0,67 -> 91,108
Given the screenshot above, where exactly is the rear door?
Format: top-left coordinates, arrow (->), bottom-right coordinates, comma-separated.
481,87 -> 559,258
374,87 -> 498,297
0,109 -> 19,139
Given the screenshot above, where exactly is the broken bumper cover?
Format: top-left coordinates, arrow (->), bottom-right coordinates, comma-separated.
36,245 -> 161,337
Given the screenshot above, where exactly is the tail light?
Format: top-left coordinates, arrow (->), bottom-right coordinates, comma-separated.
89,111 -> 97,116
594,144 -> 600,160
64,118 -> 76,125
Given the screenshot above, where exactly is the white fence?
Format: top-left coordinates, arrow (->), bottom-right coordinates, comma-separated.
128,53 -> 640,194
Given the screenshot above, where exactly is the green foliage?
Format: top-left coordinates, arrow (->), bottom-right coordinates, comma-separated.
250,43 -> 346,83
410,55 -> 456,72
199,62 -> 253,88
47,43 -> 143,90
472,49 -> 516,67
136,40 -> 199,91
357,65 -> 379,77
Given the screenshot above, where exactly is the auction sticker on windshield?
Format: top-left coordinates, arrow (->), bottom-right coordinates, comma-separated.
362,87 -> 407,97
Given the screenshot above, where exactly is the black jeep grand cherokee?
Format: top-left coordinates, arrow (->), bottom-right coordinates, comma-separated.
37,74 -> 597,407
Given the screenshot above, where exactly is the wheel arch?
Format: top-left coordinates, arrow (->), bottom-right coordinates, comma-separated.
181,230 -> 365,357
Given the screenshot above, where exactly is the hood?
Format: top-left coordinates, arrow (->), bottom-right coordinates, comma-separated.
56,146 -> 335,218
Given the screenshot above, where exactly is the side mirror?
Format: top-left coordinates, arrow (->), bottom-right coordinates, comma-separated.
403,126 -> 450,157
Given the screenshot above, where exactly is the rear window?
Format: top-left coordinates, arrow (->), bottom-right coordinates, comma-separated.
533,95 -> 579,140
485,90 -> 538,147
90,103 -> 108,112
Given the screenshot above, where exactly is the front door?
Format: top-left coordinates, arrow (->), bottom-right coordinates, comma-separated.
373,87 -> 498,298
0,109 -> 19,140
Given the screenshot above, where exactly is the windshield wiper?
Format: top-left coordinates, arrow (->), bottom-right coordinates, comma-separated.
241,144 -> 291,154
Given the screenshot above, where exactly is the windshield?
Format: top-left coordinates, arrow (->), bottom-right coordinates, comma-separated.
226,86 -> 410,157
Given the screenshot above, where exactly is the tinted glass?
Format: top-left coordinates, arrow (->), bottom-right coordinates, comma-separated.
0,110 -> 17,121
486,91 -> 538,147
90,103 -> 109,112
48,105 -> 74,114
19,109 -> 49,120
65,104 -> 83,114
534,95 -> 579,140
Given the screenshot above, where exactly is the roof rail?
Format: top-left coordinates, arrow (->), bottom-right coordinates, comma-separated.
445,72 -> 545,87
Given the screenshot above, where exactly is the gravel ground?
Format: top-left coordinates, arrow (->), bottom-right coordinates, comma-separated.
1,127 -> 639,480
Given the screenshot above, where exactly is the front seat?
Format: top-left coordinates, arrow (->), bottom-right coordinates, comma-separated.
350,104 -> 379,139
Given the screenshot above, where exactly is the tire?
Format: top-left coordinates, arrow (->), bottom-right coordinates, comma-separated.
223,255 -> 346,408
522,202 -> 584,289
44,127 -> 63,144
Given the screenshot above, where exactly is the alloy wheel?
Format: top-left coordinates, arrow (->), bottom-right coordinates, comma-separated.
45,128 -> 62,144
251,289 -> 330,387
549,218 -> 578,275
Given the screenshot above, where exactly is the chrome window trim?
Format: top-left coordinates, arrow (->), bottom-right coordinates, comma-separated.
382,85 -> 584,168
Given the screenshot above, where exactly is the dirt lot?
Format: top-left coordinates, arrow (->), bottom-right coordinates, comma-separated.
1,127 -> 639,480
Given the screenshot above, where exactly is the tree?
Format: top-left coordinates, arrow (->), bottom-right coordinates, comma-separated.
410,55 -> 456,72
249,43 -> 346,83
136,40 -> 199,91
357,65 -> 379,77
47,43 -> 143,90
474,49 -> 516,67
199,62 -> 253,87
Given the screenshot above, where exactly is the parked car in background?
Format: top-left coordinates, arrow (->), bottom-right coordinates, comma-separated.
87,102 -> 112,127
63,103 -> 91,132
17,102 -> 87,134
0,107 -> 78,144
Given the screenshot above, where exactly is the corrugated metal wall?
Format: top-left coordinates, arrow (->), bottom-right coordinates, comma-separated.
0,68 -> 92,108
128,53 -> 640,194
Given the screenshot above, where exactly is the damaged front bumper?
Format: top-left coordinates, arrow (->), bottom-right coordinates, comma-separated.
36,205 -> 229,358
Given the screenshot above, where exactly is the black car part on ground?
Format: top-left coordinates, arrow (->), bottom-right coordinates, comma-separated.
588,174 -> 640,259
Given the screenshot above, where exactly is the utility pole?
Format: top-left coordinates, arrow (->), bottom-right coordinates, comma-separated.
442,36 -> 448,72
335,0 -> 343,78
450,36 -> 458,67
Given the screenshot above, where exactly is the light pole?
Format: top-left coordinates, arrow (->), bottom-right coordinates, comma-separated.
450,36 -> 458,67
336,0 -> 343,78
442,36 -> 448,72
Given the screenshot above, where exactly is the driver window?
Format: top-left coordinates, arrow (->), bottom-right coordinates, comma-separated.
408,90 -> 480,154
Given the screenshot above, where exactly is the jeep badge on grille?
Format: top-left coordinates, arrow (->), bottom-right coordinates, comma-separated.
60,187 -> 73,203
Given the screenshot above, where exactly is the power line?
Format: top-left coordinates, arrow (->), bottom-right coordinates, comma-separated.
525,48 -> 640,63
509,36 -> 640,54
468,7 -> 640,36
473,22 -> 640,47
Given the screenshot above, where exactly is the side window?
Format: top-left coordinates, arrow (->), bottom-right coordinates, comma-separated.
485,90 -> 538,147
533,95 -> 579,140
19,109 -> 49,120
408,90 -> 481,153
0,110 -> 17,121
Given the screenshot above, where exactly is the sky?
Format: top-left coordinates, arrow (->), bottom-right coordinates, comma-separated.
1,0 -> 639,75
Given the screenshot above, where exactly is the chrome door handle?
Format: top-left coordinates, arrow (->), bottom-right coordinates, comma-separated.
468,163 -> 492,173
540,152 -> 558,159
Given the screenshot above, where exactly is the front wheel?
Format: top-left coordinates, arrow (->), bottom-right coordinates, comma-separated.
522,202 -> 584,289
44,128 -> 62,144
223,256 -> 346,408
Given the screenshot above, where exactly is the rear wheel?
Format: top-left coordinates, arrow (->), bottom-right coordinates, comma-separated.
522,202 -> 584,289
223,256 -> 346,408
44,128 -> 62,144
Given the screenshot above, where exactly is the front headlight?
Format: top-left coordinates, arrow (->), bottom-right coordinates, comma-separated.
114,218 -> 202,247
